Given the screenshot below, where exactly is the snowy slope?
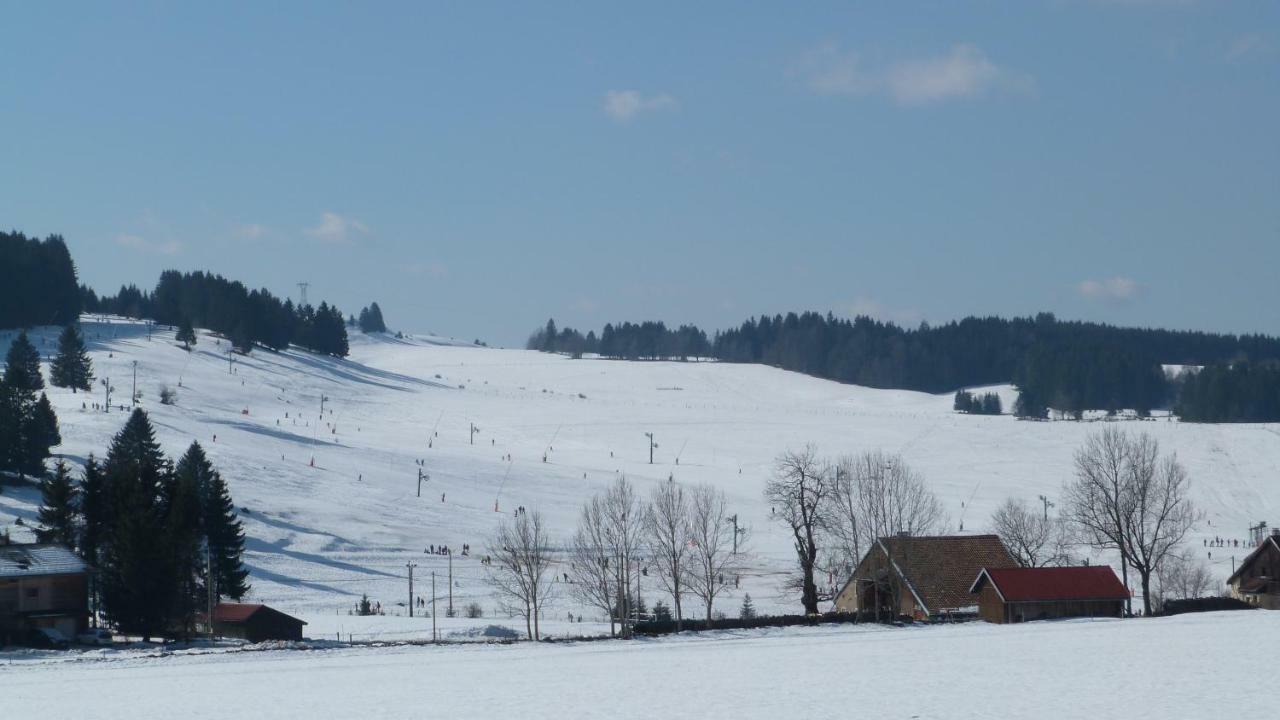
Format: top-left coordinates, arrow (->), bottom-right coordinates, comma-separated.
1,317 -> 1277,633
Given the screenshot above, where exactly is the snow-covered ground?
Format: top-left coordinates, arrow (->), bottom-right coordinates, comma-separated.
3,611 -> 1271,718
1,317 -> 1277,632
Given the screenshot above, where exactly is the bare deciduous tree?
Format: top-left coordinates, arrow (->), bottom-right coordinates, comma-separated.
568,494 -> 618,637
486,509 -> 557,640
601,476 -> 644,638
1154,549 -> 1215,611
990,497 -> 1072,568
766,445 -> 829,615
645,482 -> 692,631
1065,428 -> 1200,615
686,483 -> 736,627
1064,427 -> 1139,614
1123,453 -> 1200,615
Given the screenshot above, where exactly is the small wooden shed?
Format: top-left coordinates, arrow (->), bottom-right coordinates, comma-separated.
202,603 -> 307,642
970,566 -> 1129,623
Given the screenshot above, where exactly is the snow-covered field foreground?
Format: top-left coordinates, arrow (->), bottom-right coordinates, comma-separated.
1,317 -> 1278,628
3,611 -> 1269,719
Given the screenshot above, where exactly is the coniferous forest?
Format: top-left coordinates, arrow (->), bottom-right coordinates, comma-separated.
83,270 -> 350,357
531,312 -> 1280,422
0,231 -> 82,329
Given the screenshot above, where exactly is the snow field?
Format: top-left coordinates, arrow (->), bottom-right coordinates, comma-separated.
0,317 -> 1277,632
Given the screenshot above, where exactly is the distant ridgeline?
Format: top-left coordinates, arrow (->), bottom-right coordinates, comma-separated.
84,271 -> 350,357
530,312 -> 1280,422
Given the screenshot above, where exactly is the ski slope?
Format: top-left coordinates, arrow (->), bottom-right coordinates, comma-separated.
1,317 -> 1277,634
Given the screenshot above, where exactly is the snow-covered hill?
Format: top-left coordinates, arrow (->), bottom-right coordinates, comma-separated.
2,317 -> 1276,635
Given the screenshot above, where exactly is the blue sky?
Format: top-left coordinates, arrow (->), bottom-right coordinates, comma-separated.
2,2 -> 1276,345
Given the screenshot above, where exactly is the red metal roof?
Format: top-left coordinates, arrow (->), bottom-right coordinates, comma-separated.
972,566 -> 1130,602
213,603 -> 266,623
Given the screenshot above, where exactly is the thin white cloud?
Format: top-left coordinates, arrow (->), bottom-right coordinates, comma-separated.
234,223 -> 266,240
405,261 -> 448,279
1078,277 -> 1139,304
306,212 -> 369,244
115,233 -> 181,255
800,43 -> 1031,106
602,90 -> 677,123
1225,33 -> 1273,62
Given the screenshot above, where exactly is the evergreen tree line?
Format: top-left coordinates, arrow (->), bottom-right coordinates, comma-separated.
531,311 -> 1280,420
1175,361 -> 1280,423
37,409 -> 248,641
0,231 -> 82,329
953,390 -> 1002,415
85,270 -> 349,357
0,332 -> 62,475
527,319 -> 712,360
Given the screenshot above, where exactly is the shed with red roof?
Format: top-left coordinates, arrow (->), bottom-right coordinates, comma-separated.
198,602 -> 307,642
969,566 -> 1129,623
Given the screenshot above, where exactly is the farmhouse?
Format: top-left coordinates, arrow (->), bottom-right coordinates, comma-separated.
1227,532 -> 1280,609
199,602 -> 307,642
0,542 -> 89,644
833,535 -> 1016,620
969,566 -> 1129,623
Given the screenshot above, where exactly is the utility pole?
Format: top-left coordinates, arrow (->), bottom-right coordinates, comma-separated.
431,572 -> 437,642
206,545 -> 215,638
644,432 -> 656,464
470,422 -> 479,445
448,550 -> 454,617
417,468 -> 429,497
320,393 -> 329,418
1037,495 -> 1055,521
100,377 -> 111,412
131,360 -> 138,406
406,562 -> 417,618
730,514 -> 741,555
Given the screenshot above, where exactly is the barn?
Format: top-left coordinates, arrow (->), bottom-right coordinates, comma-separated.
201,603 -> 307,642
833,535 -> 1017,620
969,566 -> 1129,623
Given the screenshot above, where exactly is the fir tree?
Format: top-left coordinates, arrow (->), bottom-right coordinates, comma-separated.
180,442 -> 250,600
30,392 -> 61,461
739,593 -> 757,621
79,455 -> 106,565
176,317 -> 196,350
37,459 -> 79,547
50,324 -> 94,392
3,330 -> 44,392
163,459 -> 206,638
98,409 -> 173,641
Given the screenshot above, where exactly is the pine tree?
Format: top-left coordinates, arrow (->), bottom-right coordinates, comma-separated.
37,460 -> 79,547
163,460 -> 205,639
176,317 -> 196,350
27,392 -> 61,469
50,324 -> 94,392
739,593 -> 757,621
0,381 -> 25,473
79,455 -> 106,564
99,409 -> 173,641
3,330 -> 44,392
180,442 -> 250,601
